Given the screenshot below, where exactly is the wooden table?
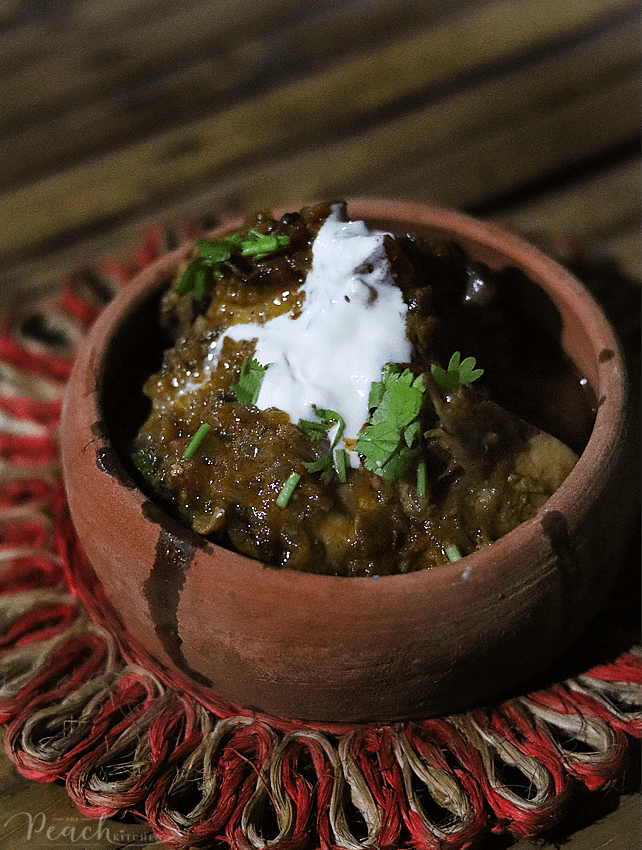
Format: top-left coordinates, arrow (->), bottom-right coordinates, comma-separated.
1,1 -> 639,847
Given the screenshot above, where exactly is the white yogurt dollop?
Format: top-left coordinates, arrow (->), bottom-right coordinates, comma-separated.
209,205 -> 411,460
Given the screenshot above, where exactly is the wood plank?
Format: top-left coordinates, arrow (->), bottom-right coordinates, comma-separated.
0,0 -> 634,132
0,0 -> 301,65
0,0 -> 310,117
0,5 -> 637,260
0,70 -> 637,307
0,0 -> 466,189
79,40 -> 637,234
0,153 -> 637,312
0,0 -> 384,120
493,159 -> 641,252
371,77 -> 640,206
0,0 -> 187,69
600,223 -> 642,281
0,0 -> 20,25
228,28 -> 639,209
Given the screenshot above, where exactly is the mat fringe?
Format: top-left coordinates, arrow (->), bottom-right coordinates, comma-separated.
1,224 -> 640,850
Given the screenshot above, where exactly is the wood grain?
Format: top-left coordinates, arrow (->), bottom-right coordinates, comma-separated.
0,0 -> 638,262
0,0 -> 639,846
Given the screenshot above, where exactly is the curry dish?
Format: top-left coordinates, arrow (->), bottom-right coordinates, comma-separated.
132,202 -> 589,576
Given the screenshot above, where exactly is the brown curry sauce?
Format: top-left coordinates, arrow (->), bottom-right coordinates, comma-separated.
131,203 -> 593,576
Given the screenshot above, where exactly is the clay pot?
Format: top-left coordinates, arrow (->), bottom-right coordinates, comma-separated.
60,199 -> 638,726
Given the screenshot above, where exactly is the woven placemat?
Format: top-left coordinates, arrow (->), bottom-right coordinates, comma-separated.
1,223 -> 640,850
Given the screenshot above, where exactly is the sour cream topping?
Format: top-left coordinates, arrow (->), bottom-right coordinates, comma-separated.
208,205 -> 411,460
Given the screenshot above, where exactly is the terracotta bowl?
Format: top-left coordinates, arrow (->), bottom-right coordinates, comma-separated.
60,199 -> 638,726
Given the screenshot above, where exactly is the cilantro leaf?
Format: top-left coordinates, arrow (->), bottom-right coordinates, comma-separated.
299,406 -> 345,446
197,236 -> 237,265
311,407 -> 346,449
369,369 -> 423,428
192,264 -> 209,300
430,351 -> 483,391
134,446 -> 160,476
304,453 -> 335,484
358,420 -> 402,467
378,444 -> 420,481
356,366 -> 425,482
368,363 -> 401,408
175,257 -> 205,295
300,406 -> 348,483
404,420 -> 422,447
231,358 -> 270,405
298,418 -> 331,442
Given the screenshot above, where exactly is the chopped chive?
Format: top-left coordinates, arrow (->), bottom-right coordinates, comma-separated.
175,259 -> 200,295
192,265 -> 209,300
276,472 -> 301,507
416,459 -> 427,498
175,232 -> 289,295
241,230 -> 290,258
335,449 -> 349,483
183,423 -> 210,459
445,544 -> 461,562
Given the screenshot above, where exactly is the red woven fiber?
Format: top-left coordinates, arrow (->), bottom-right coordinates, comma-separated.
0,224 -> 640,850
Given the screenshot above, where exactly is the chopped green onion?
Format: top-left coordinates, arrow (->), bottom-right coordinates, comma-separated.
182,423 -> 210,458
241,229 -> 290,258
445,544 -> 461,562
416,459 -> 427,497
175,231 -> 290,296
276,472 -> 301,507
335,449 -> 349,483
192,265 -> 209,300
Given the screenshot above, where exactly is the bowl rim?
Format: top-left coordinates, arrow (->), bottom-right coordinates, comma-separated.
60,198 -> 636,723
66,197 -> 628,587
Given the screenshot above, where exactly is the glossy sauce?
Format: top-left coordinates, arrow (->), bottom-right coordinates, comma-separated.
132,203 -> 592,575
